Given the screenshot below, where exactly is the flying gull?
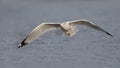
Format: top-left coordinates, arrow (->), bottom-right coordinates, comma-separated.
18,20 -> 113,48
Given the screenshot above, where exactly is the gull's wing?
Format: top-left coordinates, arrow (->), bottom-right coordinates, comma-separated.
69,20 -> 113,37
18,23 -> 60,48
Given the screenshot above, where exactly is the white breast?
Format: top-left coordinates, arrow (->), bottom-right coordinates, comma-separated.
60,22 -> 71,31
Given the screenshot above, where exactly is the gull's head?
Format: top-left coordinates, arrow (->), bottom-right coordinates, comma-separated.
66,31 -> 72,37
65,30 -> 76,37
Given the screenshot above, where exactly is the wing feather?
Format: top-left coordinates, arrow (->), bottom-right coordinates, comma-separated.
69,20 -> 113,37
18,23 -> 60,48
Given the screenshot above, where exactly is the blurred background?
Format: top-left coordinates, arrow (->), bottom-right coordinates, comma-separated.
0,0 -> 120,68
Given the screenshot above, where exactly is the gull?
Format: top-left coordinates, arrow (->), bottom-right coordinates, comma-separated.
18,19 -> 113,48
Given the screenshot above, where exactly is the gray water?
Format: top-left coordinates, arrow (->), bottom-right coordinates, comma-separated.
0,0 -> 120,68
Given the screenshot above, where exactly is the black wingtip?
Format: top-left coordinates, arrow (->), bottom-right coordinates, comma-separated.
17,44 -> 23,48
17,42 -> 28,48
17,44 -> 24,48
106,32 -> 113,37
18,37 -> 28,48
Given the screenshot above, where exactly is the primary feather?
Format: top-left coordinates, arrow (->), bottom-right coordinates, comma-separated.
18,23 -> 60,48
69,20 -> 113,37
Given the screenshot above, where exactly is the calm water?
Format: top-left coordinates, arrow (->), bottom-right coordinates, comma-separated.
0,0 -> 120,68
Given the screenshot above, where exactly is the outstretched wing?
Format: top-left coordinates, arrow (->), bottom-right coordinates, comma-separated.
69,20 -> 113,37
18,23 -> 60,48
